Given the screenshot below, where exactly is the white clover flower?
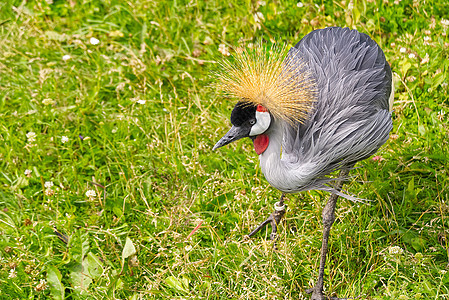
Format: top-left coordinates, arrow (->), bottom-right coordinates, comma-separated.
423,36 -> 431,41
253,11 -> 264,23
297,2 -> 304,7
406,75 -> 416,82
116,82 -> 126,91
25,169 -> 32,176
61,136 -> 69,143
62,54 -> 71,61
437,109 -> 446,121
86,189 -> 96,199
8,268 -> 17,279
44,181 -> 54,189
42,98 -> 55,106
45,189 -> 55,196
218,44 -> 230,56
389,245 -> 404,255
90,37 -> 100,45
35,279 -> 48,292
26,131 -> 37,142
441,19 -> 449,26
399,47 -> 407,53
137,99 -> 147,104
408,53 -> 416,59
421,53 -> 430,64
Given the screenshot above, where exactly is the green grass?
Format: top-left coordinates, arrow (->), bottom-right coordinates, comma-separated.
0,0 -> 448,299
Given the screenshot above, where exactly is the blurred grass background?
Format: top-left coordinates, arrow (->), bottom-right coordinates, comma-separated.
0,0 -> 448,299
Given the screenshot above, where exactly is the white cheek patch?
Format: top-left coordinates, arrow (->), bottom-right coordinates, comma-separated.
249,111 -> 271,136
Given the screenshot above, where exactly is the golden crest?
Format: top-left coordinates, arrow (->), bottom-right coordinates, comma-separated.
216,43 -> 317,124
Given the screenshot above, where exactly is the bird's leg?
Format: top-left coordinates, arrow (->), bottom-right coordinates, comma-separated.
306,192 -> 339,300
247,193 -> 286,241
306,169 -> 351,300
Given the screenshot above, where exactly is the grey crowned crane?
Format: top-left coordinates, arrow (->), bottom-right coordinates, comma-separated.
213,27 -> 393,300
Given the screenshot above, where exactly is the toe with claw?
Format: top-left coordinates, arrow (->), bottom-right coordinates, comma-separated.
247,196 -> 286,241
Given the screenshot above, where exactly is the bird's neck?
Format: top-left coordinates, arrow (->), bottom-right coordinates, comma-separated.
258,120 -> 288,189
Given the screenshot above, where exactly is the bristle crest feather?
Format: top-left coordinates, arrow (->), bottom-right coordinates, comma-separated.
216,43 -> 317,124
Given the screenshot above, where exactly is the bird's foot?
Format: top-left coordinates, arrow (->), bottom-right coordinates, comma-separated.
246,201 -> 286,242
305,286 -> 327,300
305,286 -> 354,300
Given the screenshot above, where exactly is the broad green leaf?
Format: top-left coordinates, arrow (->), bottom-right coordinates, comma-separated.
366,19 -> 376,32
432,72 -> 444,88
81,231 -> 90,259
164,276 -> 189,294
47,266 -> 64,300
113,206 -> 123,217
418,124 -> 427,136
86,252 -> 103,279
407,177 -> 414,194
400,60 -> 412,77
70,232 -> 94,295
70,261 -> 92,294
411,237 -> 426,252
122,237 -> 137,267
122,237 -> 136,260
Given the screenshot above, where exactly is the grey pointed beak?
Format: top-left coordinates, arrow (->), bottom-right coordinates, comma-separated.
213,125 -> 248,150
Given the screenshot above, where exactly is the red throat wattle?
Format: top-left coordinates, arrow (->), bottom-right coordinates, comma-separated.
253,134 -> 269,155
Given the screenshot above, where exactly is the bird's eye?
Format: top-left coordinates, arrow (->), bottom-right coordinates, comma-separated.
249,119 -> 256,125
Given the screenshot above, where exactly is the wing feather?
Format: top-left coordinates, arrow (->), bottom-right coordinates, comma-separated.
280,27 -> 392,199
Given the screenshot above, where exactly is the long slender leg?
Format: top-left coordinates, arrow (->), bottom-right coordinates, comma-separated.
247,193 -> 286,241
306,168 -> 352,300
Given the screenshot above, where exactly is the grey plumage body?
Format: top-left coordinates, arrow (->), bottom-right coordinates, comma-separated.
259,27 -> 393,198
213,27 -> 393,300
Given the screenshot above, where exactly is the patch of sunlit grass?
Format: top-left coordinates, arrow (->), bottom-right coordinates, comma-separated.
0,0 -> 448,299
